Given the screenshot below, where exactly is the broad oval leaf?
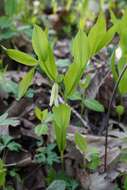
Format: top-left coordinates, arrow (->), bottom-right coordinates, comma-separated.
35,124 -> 48,136
53,104 -> 71,152
18,68 -> 35,99
35,106 -> 43,121
7,49 -> 38,66
75,132 -> 87,153
64,62 -> 82,98
39,45 -> 58,81
84,99 -> 105,112
116,105 -> 125,116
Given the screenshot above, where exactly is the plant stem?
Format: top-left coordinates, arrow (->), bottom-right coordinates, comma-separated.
60,151 -> 64,170
81,91 -> 86,115
104,64 -> 127,172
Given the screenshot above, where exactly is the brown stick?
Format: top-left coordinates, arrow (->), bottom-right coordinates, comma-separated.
104,64 -> 127,172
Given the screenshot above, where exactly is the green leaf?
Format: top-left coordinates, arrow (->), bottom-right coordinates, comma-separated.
96,25 -> 116,53
72,30 -> 89,68
80,75 -> 91,89
32,25 -> 49,62
68,91 -> 82,101
39,45 -> 58,81
0,16 -> 12,29
42,109 -> 49,121
84,99 -> 105,112
34,107 -> 48,122
35,124 -> 48,136
35,107 -> 43,121
111,10 -> 127,54
88,12 -> 106,57
0,30 -> 17,41
4,0 -> 18,16
88,12 -> 115,57
118,56 -> 127,95
117,10 -> 127,36
64,30 -> 89,99
7,141 -> 21,152
47,180 -> 66,190
6,49 -> 38,66
18,68 -> 35,99
53,104 -> 71,153
64,62 -> 82,98
32,25 -> 58,81
75,132 -> 87,153
116,105 -> 125,116
0,113 -> 19,126
1,135 -> 13,146
123,176 -> 127,190
0,159 -> 6,187
119,29 -> 127,55
87,148 -> 100,170
0,135 -> 21,152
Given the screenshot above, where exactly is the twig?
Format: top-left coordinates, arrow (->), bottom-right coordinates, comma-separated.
5,157 -> 32,167
104,64 -> 127,172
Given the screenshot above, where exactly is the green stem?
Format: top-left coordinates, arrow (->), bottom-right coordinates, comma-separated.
81,91 -> 86,115
60,151 -> 64,170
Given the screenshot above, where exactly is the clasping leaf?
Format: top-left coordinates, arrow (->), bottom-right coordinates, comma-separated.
53,104 -> 71,153
32,25 -> 58,81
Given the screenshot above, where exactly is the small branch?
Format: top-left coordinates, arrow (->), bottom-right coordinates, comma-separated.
5,157 -> 32,167
104,64 -> 127,172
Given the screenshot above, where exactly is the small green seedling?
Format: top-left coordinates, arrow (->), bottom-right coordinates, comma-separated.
116,105 -> 125,117
35,143 -> 60,166
75,132 -> 101,170
87,148 -> 101,170
0,135 -> 21,153
115,104 -> 125,123
34,107 -> 52,136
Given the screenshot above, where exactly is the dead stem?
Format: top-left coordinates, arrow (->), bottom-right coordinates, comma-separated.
104,64 -> 127,172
